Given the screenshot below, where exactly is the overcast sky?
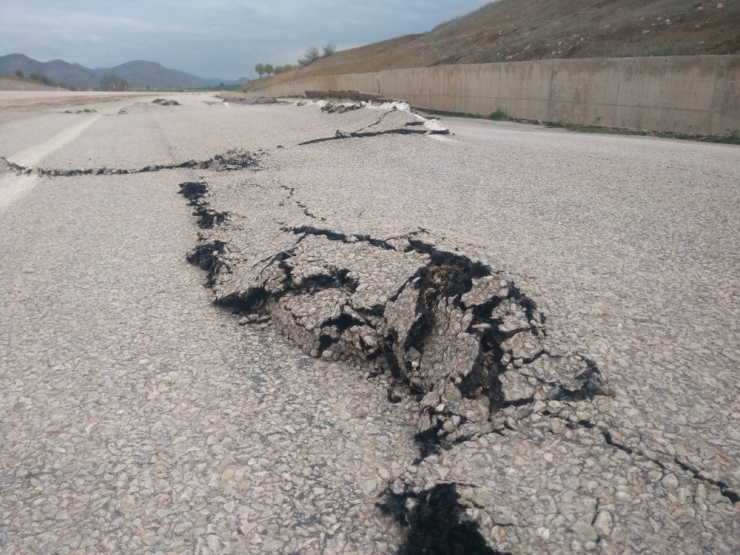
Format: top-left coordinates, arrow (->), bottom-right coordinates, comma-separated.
0,0 -> 491,80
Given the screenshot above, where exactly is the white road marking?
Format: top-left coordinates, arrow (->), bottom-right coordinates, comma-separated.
0,174 -> 39,210
10,114 -> 101,167
427,134 -> 457,143
0,114 -> 101,210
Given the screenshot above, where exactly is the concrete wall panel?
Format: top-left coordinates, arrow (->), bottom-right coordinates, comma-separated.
232,55 -> 740,136
457,64 -> 502,115
497,60 -> 553,121
712,57 -> 740,135
617,57 -> 719,112
549,58 -> 620,126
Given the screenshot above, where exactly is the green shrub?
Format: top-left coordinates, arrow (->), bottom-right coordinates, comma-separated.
727,130 -> 740,145
488,108 -> 508,121
298,47 -> 321,67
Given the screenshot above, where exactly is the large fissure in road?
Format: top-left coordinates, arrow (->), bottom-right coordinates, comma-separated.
180,168 -> 678,551
170,99 -> 738,550
182,188 -> 608,447
6,99 -> 737,553
177,170 -> 621,552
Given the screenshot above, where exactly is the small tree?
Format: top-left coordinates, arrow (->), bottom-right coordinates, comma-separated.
15,69 -> 24,78
298,46 -> 320,67
274,64 -> 294,75
99,74 -> 128,91
264,63 -> 275,76
254,63 -> 266,78
322,42 -> 336,58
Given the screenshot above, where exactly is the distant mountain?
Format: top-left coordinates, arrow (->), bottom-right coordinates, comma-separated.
0,54 -> 95,88
0,54 -> 245,89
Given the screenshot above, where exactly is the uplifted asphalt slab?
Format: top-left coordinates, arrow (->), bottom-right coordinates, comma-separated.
1,94 -> 738,554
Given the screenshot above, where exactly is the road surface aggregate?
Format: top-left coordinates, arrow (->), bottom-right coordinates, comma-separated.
1,93 -> 739,554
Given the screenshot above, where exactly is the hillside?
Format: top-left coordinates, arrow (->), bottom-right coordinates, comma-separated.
0,54 -> 246,89
0,75 -> 65,91
245,0 -> 740,91
0,55 -> 94,88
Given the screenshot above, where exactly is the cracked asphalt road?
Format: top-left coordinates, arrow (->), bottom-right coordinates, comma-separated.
1,94 -> 739,554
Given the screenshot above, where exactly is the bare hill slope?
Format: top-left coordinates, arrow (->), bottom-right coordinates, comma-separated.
246,0 -> 740,91
0,75 -> 64,91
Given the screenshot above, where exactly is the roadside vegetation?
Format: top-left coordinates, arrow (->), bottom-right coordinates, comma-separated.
11,69 -> 56,86
254,63 -> 296,78
99,74 -> 129,91
488,108 -> 508,121
298,43 -> 336,67
254,42 -> 337,80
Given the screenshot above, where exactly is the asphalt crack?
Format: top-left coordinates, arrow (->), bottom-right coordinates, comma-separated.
297,102 -> 450,145
299,127 -> 450,146
674,458 -> 740,505
1,149 -> 257,177
548,412 -> 740,506
179,181 -> 229,229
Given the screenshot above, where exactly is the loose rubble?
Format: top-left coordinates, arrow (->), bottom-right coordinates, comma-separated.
320,101 -> 363,114
305,89 -> 388,102
152,98 -> 180,106
225,97 -> 282,106
293,99 -> 450,143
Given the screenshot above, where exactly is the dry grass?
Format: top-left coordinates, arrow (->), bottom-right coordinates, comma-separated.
245,0 -> 740,91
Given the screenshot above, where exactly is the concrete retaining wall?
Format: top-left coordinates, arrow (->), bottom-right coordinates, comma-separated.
230,56 -> 740,135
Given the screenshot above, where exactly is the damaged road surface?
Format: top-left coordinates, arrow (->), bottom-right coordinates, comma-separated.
1,94 -> 739,554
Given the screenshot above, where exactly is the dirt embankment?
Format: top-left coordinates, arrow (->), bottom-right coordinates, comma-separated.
0,76 -> 64,91
245,0 -> 740,91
